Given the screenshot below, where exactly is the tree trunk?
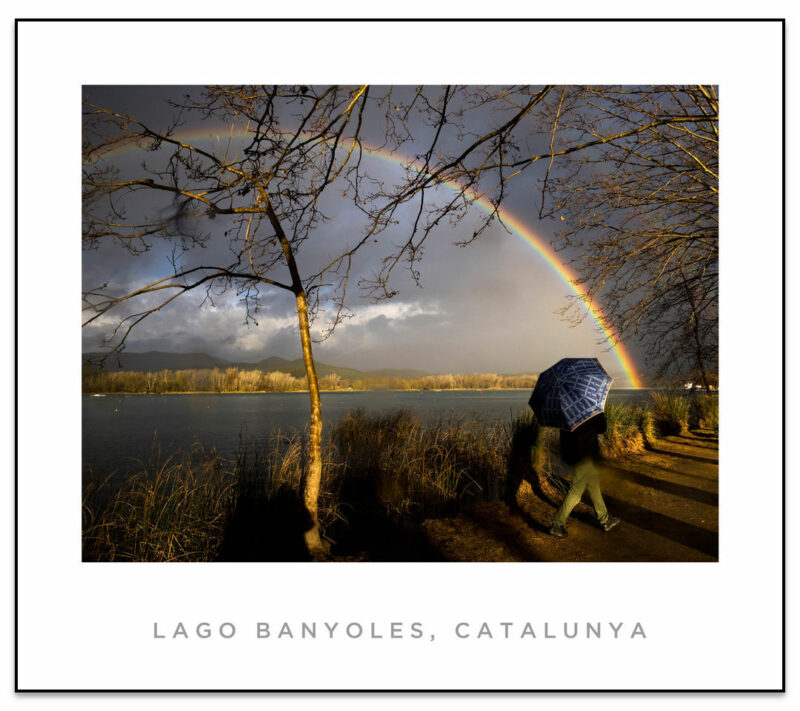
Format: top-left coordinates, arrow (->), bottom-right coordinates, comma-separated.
261,196 -> 328,558
295,290 -> 327,559
696,354 -> 711,394
688,305 -> 711,394
681,270 -> 712,394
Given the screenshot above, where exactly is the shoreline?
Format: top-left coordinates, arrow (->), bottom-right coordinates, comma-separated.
84,387 -> 537,396
83,387 -> 653,396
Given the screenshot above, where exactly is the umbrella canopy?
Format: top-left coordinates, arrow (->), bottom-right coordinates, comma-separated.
529,358 -> 613,431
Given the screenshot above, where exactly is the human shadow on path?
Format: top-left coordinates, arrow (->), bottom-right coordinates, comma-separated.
604,463 -> 719,507
600,494 -> 718,559
650,447 -> 718,465
636,460 -> 719,484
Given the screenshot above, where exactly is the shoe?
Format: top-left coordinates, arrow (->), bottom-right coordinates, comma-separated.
601,516 -> 621,532
548,524 -> 568,538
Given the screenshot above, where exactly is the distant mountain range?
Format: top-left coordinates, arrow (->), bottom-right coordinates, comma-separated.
83,351 -> 431,381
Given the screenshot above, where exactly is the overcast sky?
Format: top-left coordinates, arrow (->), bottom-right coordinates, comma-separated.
82,86 -> 646,383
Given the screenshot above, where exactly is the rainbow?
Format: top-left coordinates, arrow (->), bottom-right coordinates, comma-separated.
87,126 -> 643,388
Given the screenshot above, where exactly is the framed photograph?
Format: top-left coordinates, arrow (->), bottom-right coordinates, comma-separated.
15,16 -> 784,692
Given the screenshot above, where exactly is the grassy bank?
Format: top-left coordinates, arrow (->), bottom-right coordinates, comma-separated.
601,403 -> 648,457
83,410 -> 513,561
83,394 -> 717,561
82,446 -> 236,562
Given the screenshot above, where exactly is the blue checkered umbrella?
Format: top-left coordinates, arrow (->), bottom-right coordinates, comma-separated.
529,358 -> 613,431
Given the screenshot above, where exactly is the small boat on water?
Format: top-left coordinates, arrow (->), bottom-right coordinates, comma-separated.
90,393 -> 106,397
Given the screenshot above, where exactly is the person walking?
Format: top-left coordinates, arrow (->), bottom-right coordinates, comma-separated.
548,411 -> 621,538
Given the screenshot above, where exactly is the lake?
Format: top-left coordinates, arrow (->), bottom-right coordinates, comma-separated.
83,388 -> 660,476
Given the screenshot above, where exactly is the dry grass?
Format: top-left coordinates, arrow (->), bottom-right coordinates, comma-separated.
331,409 -> 510,518
600,403 -> 646,458
82,447 -> 236,562
689,394 -> 719,433
234,430 -> 348,536
636,406 -> 658,449
82,411 -> 514,560
650,393 -> 690,436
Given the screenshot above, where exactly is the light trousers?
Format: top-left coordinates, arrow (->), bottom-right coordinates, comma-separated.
552,457 -> 609,527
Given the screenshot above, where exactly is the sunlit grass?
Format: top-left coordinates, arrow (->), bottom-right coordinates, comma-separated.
650,392 -> 690,436
636,405 -> 657,449
82,447 -> 236,562
689,394 -> 719,433
601,403 -> 646,458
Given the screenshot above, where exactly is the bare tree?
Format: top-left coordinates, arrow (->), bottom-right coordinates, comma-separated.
536,86 -> 719,389
82,84 -> 557,556
646,265 -> 718,389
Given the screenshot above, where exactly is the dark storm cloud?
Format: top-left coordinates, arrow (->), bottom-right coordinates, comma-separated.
82,86 -> 640,381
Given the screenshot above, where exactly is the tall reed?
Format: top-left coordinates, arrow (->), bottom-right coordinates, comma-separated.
601,403 -> 646,458
650,392 -> 690,436
82,447 -> 236,562
689,394 -> 719,432
330,409 -> 510,517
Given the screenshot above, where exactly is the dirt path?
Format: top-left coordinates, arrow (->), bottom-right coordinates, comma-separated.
421,430 -> 719,562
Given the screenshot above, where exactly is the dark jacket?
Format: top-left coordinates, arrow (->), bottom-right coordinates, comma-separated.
560,413 -> 606,466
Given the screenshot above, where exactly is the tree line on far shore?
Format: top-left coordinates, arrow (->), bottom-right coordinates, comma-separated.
82,368 -> 539,394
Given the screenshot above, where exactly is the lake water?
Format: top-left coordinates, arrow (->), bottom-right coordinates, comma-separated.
83,389 -> 659,476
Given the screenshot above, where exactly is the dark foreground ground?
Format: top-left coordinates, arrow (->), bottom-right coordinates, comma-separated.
420,430 -> 719,562
219,430 -> 719,563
